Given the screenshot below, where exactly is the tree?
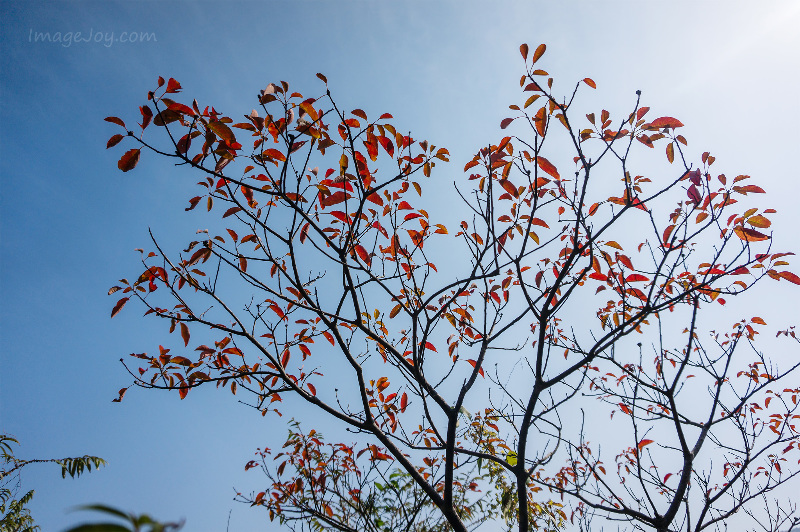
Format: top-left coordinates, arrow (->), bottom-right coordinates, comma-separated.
1,434 -> 106,532
106,43 -> 800,532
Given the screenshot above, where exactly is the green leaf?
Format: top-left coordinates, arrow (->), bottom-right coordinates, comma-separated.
63,524 -> 131,532
70,504 -> 132,520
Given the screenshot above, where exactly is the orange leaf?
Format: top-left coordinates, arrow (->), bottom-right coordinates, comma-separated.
650,117 -> 684,129
531,43 -> 546,64
637,439 -> 654,450
499,179 -> 518,197
747,215 -> 771,228
536,156 -> 559,179
467,359 -> 485,378
583,78 -> 596,89
400,392 -> 408,412
733,227 -> 770,242
520,43 -> 529,60
534,107 -> 546,137
531,217 -> 549,229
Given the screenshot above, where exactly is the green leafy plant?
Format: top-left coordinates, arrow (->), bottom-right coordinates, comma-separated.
1,434 -> 106,532
64,504 -> 183,532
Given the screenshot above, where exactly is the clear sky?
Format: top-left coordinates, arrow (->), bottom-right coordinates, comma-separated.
1,1 -> 799,531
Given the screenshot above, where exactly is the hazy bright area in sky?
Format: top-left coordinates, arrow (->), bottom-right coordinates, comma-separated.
1,1 -> 799,531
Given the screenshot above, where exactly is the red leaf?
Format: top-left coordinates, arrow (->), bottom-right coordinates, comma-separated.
299,223 -> 310,243
354,244 -> 371,266
139,105 -> 153,129
378,136 -> 394,157
223,207 -> 242,218
166,78 -> 182,93
650,116 -> 684,129
307,383 -> 316,396
626,274 -> 649,283
320,190 -> 349,208
105,116 -> 126,128
269,303 -> 286,320
180,322 -> 190,347
400,392 -> 408,412
687,184 -> 701,204
424,342 -> 437,352
168,102 -> 196,116
118,148 -> 141,172
107,134 -> 124,149
617,254 -> 634,269
177,134 -> 192,154
208,121 -> 236,144
780,271 -> 800,285
179,386 -> 188,400
111,297 -> 129,318
637,439 -> 654,450
500,117 -> 514,129
323,331 -> 335,345
112,387 -> 128,403
520,43 -> 529,60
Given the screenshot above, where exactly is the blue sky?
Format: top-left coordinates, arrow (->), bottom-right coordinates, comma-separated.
1,1 -> 799,530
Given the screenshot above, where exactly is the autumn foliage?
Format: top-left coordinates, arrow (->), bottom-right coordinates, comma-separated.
106,43 -> 800,532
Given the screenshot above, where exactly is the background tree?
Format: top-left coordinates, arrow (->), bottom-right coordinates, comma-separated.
1,434 -> 106,532
106,43 -> 800,531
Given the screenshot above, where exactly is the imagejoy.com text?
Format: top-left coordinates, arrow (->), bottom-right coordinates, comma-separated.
28,29 -> 157,48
